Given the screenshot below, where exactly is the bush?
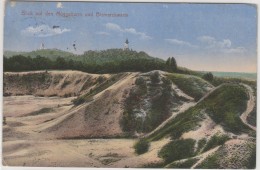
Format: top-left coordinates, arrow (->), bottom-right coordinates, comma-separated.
150,71 -> 160,84
203,72 -> 214,82
135,77 -> 146,86
134,139 -> 150,155
158,139 -> 196,164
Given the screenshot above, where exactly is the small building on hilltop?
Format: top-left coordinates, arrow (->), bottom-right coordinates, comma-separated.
124,38 -> 129,50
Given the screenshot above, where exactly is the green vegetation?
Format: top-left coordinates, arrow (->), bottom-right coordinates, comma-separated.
134,139 -> 150,155
247,104 -> 256,127
146,84 -> 252,142
121,73 -> 179,134
27,107 -> 54,116
158,139 -> 196,164
167,73 -> 212,101
4,49 -> 166,73
166,57 -> 177,72
197,138 -> 207,153
73,73 -> 125,105
205,84 -> 249,133
202,133 -> 230,152
4,49 -> 74,59
166,158 -> 199,168
196,151 -> 221,168
202,72 -> 214,82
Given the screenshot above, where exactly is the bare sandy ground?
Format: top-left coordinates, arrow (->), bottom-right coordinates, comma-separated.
3,95 -> 74,117
3,94 -> 169,167
3,136 -> 168,167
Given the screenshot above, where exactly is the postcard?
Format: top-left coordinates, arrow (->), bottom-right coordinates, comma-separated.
2,0 -> 257,169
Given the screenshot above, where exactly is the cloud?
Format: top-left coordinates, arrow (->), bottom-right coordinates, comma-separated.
96,31 -> 110,36
56,2 -> 63,8
223,47 -> 247,54
105,23 -> 152,40
165,38 -> 198,48
198,35 -> 246,54
197,36 -> 215,44
21,25 -> 70,37
105,23 -> 122,32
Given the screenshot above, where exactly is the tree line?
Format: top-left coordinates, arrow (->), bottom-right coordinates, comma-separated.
4,54 -> 178,74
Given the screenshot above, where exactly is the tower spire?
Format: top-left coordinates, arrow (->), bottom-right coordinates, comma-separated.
124,38 -> 129,50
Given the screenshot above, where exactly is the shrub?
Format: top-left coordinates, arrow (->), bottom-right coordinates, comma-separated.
150,71 -> 160,84
135,77 -> 146,86
134,139 -> 150,155
203,72 -> 214,82
158,139 -> 196,164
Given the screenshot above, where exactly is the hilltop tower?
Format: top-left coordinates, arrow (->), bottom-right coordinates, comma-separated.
40,43 -> 45,50
124,39 -> 129,50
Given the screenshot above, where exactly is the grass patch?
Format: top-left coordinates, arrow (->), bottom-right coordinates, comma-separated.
27,107 -> 54,116
158,139 -> 196,164
167,73 -> 212,101
166,158 -> 199,168
202,133 -> 230,152
134,139 -> 150,155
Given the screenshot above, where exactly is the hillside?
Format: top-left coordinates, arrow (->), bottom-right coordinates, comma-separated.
3,70 -> 256,168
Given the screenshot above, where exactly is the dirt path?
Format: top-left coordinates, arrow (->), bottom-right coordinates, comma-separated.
239,84 -> 256,131
196,84 -> 225,103
191,145 -> 221,169
143,101 -> 196,138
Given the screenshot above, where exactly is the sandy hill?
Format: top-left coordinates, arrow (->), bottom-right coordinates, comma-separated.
3,70 -> 256,168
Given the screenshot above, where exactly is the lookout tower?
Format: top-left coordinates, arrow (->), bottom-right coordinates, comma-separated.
40,43 -> 45,50
124,39 -> 129,50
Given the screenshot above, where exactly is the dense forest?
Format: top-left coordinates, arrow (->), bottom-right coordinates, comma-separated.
3,49 -> 178,74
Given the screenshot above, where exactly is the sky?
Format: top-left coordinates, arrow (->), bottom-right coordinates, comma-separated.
3,1 -> 257,72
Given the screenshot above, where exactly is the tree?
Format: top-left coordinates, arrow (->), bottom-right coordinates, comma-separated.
170,57 -> 177,71
203,72 -> 214,82
166,57 -> 177,72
